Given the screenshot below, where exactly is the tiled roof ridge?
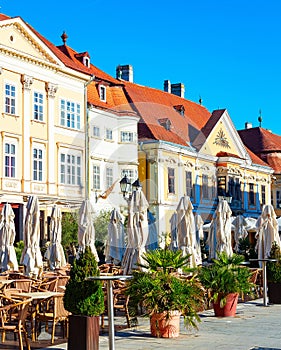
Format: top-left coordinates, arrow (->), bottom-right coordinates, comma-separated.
123,80 -> 210,110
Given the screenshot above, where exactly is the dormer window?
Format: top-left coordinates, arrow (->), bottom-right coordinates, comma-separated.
158,118 -> 171,131
174,105 -> 185,116
74,52 -> 90,67
83,56 -> 90,68
99,85 -> 106,102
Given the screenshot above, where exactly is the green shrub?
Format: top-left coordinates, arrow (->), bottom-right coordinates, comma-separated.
15,240 -> 24,264
197,252 -> 254,306
267,241 -> 281,283
126,248 -> 205,330
63,247 -> 105,316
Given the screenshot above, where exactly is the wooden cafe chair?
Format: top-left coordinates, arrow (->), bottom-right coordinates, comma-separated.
35,293 -> 70,344
0,295 -> 32,350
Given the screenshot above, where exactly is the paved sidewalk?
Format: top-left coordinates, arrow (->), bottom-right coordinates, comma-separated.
39,299 -> 281,350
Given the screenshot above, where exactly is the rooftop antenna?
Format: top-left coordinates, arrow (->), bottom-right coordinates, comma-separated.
258,109 -> 262,128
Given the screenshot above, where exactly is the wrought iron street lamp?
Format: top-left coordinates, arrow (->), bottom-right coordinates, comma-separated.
119,175 -> 131,199
119,176 -> 142,200
218,191 -> 232,204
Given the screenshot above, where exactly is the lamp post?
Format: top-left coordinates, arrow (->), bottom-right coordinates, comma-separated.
119,175 -> 142,201
84,75 -> 95,200
218,191 -> 232,204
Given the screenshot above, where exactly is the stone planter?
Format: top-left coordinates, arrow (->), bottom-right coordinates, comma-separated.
150,310 -> 180,338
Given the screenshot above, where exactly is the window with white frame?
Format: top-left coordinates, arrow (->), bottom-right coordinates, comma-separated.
106,167 -> 113,188
5,83 -> 16,115
83,56 -> 90,67
33,147 -> 43,181
93,165 -> 101,190
121,131 -> 134,143
93,126 -> 100,138
34,92 -> 44,121
185,171 -> 193,197
99,85 -> 106,102
105,128 -> 113,140
60,151 -> 82,185
60,99 -> 81,130
4,141 -> 16,178
249,183 -> 255,206
202,174 -> 209,199
168,167 -> 175,194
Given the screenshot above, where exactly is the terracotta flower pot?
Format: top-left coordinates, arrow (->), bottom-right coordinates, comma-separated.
213,293 -> 239,317
150,310 -> 180,338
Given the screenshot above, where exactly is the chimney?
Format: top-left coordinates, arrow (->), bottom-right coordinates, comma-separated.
171,83 -> 185,98
245,122 -> 252,129
116,65 -> 133,82
164,80 -> 171,93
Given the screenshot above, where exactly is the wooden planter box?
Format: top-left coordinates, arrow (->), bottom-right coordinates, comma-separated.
68,314 -> 100,350
268,282 -> 281,304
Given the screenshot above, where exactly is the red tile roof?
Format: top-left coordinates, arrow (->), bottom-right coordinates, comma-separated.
238,127 -> 281,171
238,127 -> 281,153
0,13 -> 134,113
0,13 -> 10,20
123,81 -> 211,145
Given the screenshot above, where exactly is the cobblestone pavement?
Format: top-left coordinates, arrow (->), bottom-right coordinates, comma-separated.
38,299 -> 281,350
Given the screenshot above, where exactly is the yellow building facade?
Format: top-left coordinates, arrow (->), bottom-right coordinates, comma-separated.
0,15 -> 91,240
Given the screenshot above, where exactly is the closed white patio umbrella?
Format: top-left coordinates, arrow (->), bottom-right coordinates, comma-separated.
255,204 -> 281,262
20,195 -> 43,277
232,215 -> 248,252
121,188 -> 149,275
105,208 -> 125,264
176,195 -> 201,267
44,204 -> 66,270
77,199 -> 99,261
207,199 -> 233,260
0,203 -> 18,272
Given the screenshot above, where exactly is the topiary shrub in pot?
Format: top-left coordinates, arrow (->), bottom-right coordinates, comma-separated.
64,246 -> 105,350
125,248 -> 205,338
267,241 -> 281,304
197,252 -> 254,317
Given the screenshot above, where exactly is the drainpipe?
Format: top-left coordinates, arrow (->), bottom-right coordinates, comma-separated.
139,142 -> 149,197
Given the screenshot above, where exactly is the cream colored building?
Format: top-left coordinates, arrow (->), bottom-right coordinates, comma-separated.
0,14 -> 139,242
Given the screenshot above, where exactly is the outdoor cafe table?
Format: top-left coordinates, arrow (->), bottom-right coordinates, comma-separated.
86,274 -> 132,350
10,290 -> 63,341
249,258 -> 277,306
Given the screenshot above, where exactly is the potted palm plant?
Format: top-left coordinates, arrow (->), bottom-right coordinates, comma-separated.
267,241 -> 281,304
197,252 -> 254,317
63,246 -> 105,350
125,247 -> 205,338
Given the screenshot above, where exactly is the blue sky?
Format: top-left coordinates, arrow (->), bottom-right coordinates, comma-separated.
2,0 -> 281,134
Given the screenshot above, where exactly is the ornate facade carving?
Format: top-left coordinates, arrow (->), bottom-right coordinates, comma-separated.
21,74 -> 33,90
45,82 -> 58,98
